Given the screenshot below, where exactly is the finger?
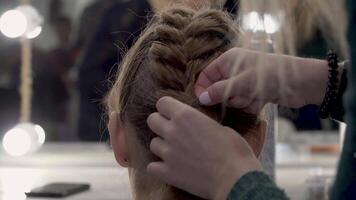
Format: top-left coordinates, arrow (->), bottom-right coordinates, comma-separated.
147,161 -> 170,180
199,79 -> 229,105
147,162 -> 179,186
195,49 -> 237,96
228,70 -> 256,97
195,73 -> 213,97
199,70 -> 251,105
147,112 -> 171,138
199,68 -> 255,106
156,96 -> 188,119
150,137 -> 169,159
227,70 -> 256,108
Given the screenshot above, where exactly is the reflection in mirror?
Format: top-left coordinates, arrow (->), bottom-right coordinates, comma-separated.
0,0 -> 351,200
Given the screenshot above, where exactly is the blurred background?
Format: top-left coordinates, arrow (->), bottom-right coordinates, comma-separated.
0,0 -> 241,142
0,0 -> 340,143
0,0 -> 346,199
0,0 -> 153,142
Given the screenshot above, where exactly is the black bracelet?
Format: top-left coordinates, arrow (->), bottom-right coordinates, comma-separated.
330,60 -> 349,122
319,50 -> 340,119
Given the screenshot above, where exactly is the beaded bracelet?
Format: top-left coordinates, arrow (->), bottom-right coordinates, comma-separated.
330,66 -> 348,122
319,50 -> 340,119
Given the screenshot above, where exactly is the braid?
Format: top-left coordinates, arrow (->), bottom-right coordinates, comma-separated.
109,6 -> 257,147
106,6 -> 257,200
148,7 -> 238,96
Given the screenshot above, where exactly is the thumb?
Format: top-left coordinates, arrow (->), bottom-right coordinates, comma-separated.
199,80 -> 229,106
147,162 -> 179,188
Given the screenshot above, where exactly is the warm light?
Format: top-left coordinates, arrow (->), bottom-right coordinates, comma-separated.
264,14 -> 280,34
2,123 -> 46,157
340,122 -> 347,149
0,10 -> 28,38
2,128 -> 32,157
26,26 -> 42,39
34,124 -> 45,144
0,5 -> 43,39
243,11 -> 264,32
242,12 -> 281,34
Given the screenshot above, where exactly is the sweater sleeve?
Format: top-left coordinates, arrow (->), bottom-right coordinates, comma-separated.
228,171 -> 289,200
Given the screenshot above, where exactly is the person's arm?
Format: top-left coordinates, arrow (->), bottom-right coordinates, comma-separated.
146,97 -> 264,200
146,97 -> 289,200
195,49 -> 349,200
195,48 -> 341,115
146,48 -> 348,199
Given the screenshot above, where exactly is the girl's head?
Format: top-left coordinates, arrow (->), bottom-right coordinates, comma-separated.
107,6 -> 266,200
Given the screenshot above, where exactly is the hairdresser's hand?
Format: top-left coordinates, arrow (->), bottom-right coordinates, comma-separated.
147,97 -> 262,200
195,48 -> 329,114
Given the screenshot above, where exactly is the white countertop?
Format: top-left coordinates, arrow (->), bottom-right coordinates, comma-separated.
0,142 -> 340,200
0,143 -> 131,200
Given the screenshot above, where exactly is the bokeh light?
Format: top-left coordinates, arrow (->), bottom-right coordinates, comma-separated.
2,128 -> 32,157
26,26 -> 42,39
34,124 -> 46,144
2,123 -> 46,157
264,14 -> 280,34
0,5 -> 43,39
242,11 -> 281,34
0,10 -> 28,38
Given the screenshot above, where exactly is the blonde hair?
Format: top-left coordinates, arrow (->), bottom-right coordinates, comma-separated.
107,6 -> 259,200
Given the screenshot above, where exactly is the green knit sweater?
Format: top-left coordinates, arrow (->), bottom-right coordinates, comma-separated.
228,171 -> 288,200
228,1 -> 356,199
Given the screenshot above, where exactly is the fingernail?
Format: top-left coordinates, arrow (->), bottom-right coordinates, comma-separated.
199,91 -> 212,105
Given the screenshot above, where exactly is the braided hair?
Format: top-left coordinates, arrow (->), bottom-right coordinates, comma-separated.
107,6 -> 259,200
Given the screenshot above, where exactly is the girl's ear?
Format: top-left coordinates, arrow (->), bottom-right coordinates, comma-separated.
243,120 -> 267,157
108,113 -> 130,167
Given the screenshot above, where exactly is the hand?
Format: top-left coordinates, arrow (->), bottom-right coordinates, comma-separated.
195,48 -> 329,114
146,97 -> 262,200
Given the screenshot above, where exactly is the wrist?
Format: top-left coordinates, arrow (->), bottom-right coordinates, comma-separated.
293,58 -> 329,106
307,59 -> 329,106
213,169 -> 243,200
213,161 -> 263,200
211,128 -> 263,200
213,149 -> 262,200
308,59 -> 344,106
